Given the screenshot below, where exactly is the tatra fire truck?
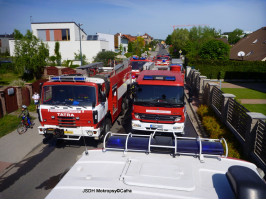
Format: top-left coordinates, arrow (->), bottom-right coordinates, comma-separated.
130,57 -> 154,82
131,70 -> 185,134
38,62 -> 131,140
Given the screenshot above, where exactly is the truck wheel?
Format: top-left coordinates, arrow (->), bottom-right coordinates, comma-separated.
120,98 -> 127,116
101,118 -> 112,142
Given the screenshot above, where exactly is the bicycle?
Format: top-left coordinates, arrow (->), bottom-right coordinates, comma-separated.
17,115 -> 34,134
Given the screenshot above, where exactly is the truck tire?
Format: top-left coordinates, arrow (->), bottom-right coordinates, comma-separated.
120,98 -> 127,116
100,117 -> 112,142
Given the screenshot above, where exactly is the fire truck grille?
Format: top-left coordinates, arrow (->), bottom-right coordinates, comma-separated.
57,116 -> 77,128
138,113 -> 180,122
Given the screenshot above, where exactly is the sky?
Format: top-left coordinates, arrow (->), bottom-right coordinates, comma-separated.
0,0 -> 265,39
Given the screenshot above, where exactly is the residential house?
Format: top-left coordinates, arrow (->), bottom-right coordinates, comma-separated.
230,27 -> 266,61
114,33 -> 131,53
141,33 -> 153,45
9,22 -> 110,63
0,34 -> 14,54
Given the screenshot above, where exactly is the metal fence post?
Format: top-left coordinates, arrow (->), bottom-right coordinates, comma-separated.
245,113 -> 266,158
207,83 -> 218,106
221,94 -> 236,123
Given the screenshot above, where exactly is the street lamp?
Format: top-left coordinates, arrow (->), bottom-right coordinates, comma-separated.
78,23 -> 83,66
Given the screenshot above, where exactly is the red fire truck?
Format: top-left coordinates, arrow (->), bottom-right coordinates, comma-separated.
130,57 -> 154,82
38,62 -> 131,141
131,70 -> 185,134
155,55 -> 170,66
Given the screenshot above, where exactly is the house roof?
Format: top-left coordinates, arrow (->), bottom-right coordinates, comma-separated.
143,33 -> 153,40
122,34 -> 137,42
230,27 -> 266,61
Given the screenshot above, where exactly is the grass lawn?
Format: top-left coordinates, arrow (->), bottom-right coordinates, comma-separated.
0,72 -> 21,85
242,104 -> 266,115
221,88 -> 266,99
0,114 -> 21,138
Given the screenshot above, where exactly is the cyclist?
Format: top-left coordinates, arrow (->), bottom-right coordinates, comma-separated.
19,105 -> 32,128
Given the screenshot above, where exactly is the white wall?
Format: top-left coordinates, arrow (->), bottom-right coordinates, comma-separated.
96,33 -> 115,51
31,22 -> 87,41
9,40 -> 109,63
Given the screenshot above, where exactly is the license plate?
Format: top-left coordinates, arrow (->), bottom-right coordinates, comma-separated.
150,124 -> 162,129
64,130 -> 73,134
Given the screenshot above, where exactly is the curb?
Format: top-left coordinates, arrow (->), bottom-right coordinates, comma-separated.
184,91 -> 207,137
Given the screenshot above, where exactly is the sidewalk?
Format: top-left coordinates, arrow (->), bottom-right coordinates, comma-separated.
0,112 -> 43,174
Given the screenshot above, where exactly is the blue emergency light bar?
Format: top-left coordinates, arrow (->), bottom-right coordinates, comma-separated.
143,75 -> 176,81
104,133 -> 227,158
50,76 -> 86,82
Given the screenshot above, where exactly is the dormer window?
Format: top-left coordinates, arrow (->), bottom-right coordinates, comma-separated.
246,51 -> 254,56
252,39 -> 258,44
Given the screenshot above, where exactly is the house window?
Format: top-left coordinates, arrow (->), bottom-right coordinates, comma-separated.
37,29 -> 70,41
62,29 -> 70,41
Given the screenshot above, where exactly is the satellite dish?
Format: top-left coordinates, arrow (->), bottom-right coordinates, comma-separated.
238,51 -> 245,57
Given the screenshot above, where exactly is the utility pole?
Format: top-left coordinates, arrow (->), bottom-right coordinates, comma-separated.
78,23 -> 83,66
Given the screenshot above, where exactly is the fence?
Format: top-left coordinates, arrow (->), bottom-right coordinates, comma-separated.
186,66 -> 266,173
0,79 -> 48,118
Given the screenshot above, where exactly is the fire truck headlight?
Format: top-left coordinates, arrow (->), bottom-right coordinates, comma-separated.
51,116 -> 55,119
174,116 -> 181,122
86,131 -> 93,136
173,127 -> 181,130
76,117 -> 80,120
132,122 -> 141,128
134,114 -> 140,119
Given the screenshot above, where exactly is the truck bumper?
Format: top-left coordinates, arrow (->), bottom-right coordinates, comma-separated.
131,120 -> 184,134
38,125 -> 101,140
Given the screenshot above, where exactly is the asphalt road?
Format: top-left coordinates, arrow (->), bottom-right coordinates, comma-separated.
0,45 -> 197,198
0,103 -> 197,199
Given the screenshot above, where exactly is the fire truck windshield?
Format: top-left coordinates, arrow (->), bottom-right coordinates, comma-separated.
134,85 -> 184,107
131,61 -> 146,70
42,85 -> 96,107
157,56 -> 169,60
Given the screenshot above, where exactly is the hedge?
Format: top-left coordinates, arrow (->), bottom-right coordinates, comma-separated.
187,59 -> 266,79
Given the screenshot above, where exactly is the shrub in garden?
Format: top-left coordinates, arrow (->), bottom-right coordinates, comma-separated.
197,104 -> 244,159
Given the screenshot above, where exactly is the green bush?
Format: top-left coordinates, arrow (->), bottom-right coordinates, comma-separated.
197,104 -> 244,159
188,59 -> 266,79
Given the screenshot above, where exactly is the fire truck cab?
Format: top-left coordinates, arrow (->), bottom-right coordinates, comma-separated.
130,57 -> 154,82
155,55 -> 170,66
38,62 -> 131,141
131,70 -> 185,135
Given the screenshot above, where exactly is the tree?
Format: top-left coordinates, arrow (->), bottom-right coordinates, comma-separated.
74,51 -> 88,65
170,28 -> 189,57
93,51 -> 116,66
228,28 -> 244,45
128,42 -> 133,52
199,40 -> 230,60
54,41 -> 61,66
14,29 -> 49,80
165,34 -> 172,45
132,36 -> 145,56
